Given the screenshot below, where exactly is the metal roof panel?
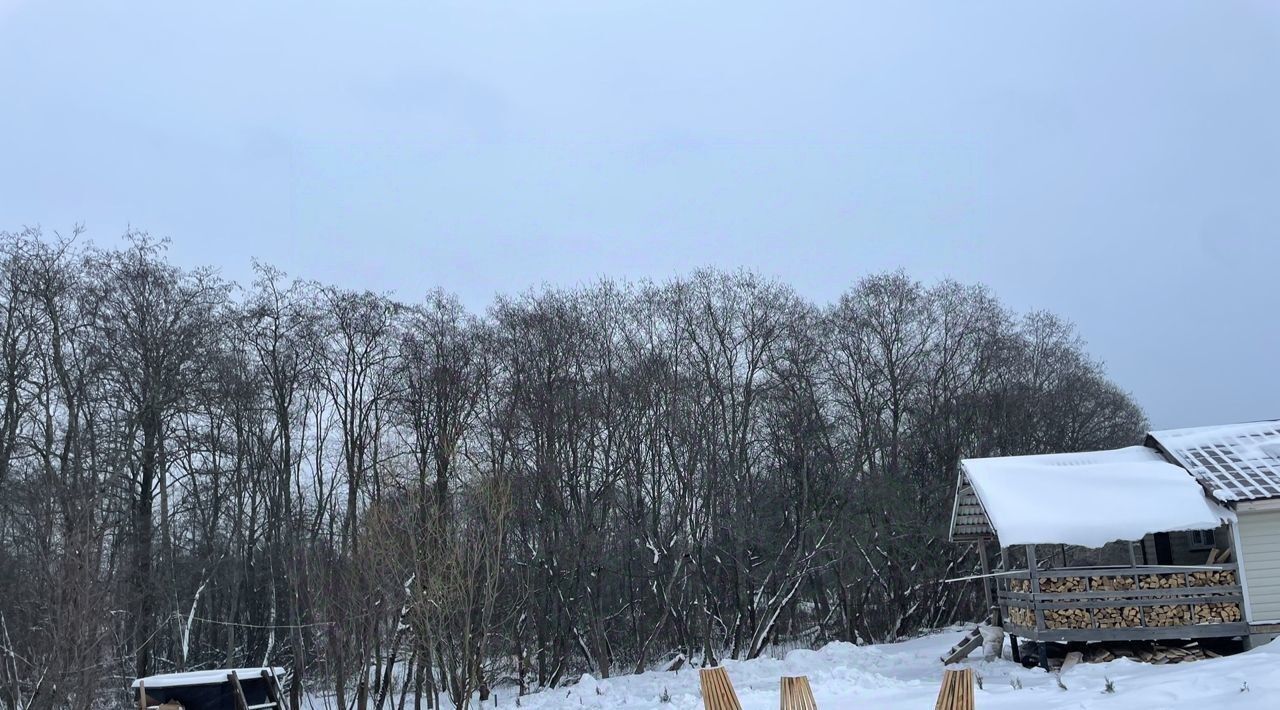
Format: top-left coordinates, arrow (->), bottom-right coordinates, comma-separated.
1149,420 -> 1280,502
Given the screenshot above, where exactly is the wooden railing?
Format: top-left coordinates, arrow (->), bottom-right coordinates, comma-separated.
995,564 -> 1247,642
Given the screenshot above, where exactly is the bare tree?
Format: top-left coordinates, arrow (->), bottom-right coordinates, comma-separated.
88,234 -> 228,678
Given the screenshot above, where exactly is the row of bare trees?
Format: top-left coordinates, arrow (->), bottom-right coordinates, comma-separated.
0,228 -> 1145,709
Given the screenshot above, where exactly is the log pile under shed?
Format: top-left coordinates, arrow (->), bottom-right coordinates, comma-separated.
1085,641 -> 1224,665
1028,640 -> 1228,669
1005,570 -> 1242,630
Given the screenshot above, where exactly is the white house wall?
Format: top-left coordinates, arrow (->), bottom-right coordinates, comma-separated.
1236,508 -> 1280,623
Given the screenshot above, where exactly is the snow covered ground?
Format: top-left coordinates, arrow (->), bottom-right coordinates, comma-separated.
306,628 -> 1280,709
499,629 -> 1278,709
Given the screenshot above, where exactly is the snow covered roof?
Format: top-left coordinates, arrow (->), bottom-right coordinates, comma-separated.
1148,419 -> 1280,502
131,667 -> 284,689
959,446 -> 1233,548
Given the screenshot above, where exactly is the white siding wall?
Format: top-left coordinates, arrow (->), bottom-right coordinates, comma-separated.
1237,509 -> 1280,623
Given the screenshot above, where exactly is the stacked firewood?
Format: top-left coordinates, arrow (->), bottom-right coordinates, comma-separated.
1004,572 -> 1242,629
1090,576 -> 1141,628
1090,575 -> 1136,591
1188,569 -> 1242,624
1007,608 -> 1036,627
1092,606 -> 1143,628
1192,603 -> 1242,623
1037,577 -> 1087,629
1041,577 -> 1085,593
1189,569 -> 1237,586
1139,574 -> 1189,627
1006,605 -> 1036,627
1005,579 -> 1035,627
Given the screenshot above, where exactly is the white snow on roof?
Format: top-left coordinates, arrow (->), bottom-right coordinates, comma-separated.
131,667 -> 284,688
1149,419 -> 1280,501
961,446 -> 1233,548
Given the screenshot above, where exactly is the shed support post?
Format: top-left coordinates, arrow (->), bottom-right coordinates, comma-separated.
1025,545 -> 1046,631
997,546 -> 1010,629
1002,545 -> 1021,663
1129,542 -> 1149,628
1026,544 -> 1050,670
978,542 -> 994,623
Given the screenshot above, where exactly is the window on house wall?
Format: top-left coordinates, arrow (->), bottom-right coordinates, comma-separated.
1189,529 -> 1216,550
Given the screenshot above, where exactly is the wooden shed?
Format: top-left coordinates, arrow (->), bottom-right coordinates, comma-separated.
948,422 -> 1280,664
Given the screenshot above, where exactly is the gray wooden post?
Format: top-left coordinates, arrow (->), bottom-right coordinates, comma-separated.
1130,541 -> 1148,629
1025,545 -> 1046,631
999,545 -> 1019,662
995,543 -> 1007,629
978,542 -> 994,623
1084,571 -> 1097,631
1026,544 -> 1051,670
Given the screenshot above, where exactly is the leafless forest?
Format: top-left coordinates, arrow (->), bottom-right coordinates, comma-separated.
0,228 -> 1145,709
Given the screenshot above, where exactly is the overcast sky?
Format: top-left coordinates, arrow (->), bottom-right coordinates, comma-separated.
1,1 -> 1277,429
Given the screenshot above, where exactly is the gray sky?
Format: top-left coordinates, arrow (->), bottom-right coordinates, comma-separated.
2,1 -> 1277,429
